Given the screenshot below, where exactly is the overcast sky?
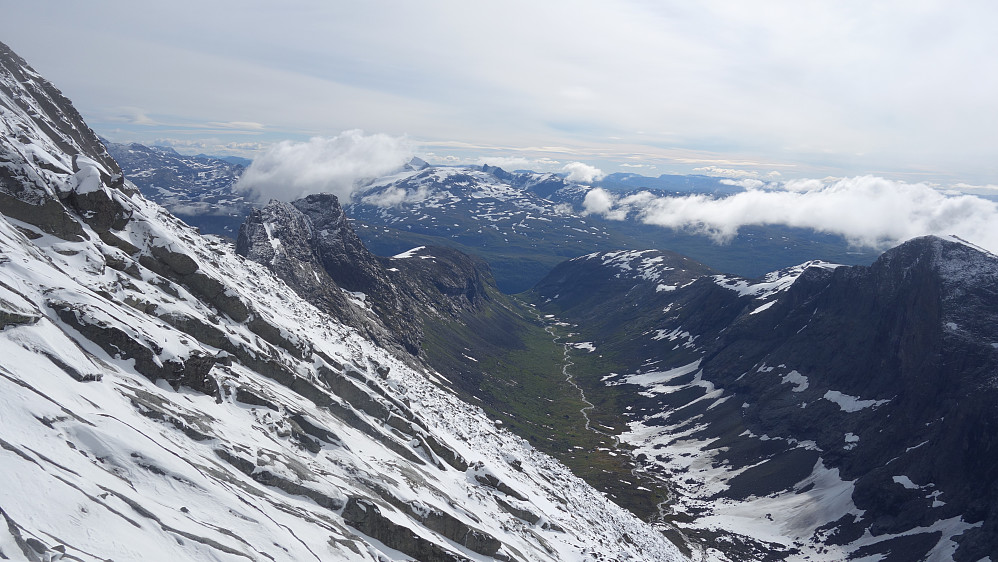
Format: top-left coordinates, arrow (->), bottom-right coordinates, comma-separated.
2,1 -> 997,185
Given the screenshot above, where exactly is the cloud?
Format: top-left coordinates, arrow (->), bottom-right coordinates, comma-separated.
204,121 -> 265,130
563,161 -> 605,183
582,188 -> 615,215
553,202 -> 575,215
234,130 -> 412,202
720,178 -> 766,190
583,176 -> 998,254
361,184 -> 434,208
950,183 -> 998,197
109,106 -> 159,126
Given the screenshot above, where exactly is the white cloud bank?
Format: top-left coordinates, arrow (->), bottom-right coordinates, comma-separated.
582,176 -> 998,253
234,130 -> 412,202
563,162 -> 605,183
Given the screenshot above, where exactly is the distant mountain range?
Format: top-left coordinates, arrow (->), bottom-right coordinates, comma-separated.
105,142 -> 881,293
102,140 -> 252,235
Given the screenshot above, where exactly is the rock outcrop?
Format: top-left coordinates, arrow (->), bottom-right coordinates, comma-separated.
236,194 -> 495,357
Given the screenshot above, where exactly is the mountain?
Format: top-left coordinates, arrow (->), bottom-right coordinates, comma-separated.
235,194 -> 496,359
344,165 -> 620,293
346,166 -> 880,293
102,140 -> 251,236
527,237 -> 998,561
0,40 -> 684,562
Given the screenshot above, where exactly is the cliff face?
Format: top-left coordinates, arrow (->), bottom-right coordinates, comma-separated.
237,193 -> 494,357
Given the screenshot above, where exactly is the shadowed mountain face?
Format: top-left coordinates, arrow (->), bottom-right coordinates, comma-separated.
236,193 -> 495,358
527,237 -> 998,561
0,40 -> 684,562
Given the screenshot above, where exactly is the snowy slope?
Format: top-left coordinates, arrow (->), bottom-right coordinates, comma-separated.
0,40 -> 684,562
349,166 -> 606,243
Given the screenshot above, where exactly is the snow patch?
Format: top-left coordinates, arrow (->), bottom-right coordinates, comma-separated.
750,300 -> 777,314
781,370 -> 809,392
392,245 -> 426,259
822,390 -> 890,412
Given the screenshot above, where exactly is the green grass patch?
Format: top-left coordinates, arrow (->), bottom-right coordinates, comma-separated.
420,295 -> 671,520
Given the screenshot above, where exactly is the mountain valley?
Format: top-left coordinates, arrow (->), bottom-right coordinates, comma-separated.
3,36 -> 997,562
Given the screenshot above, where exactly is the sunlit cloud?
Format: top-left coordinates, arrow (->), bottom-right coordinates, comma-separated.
234,130 -> 412,202
563,162 -> 605,183
720,179 -> 767,189
582,176 -> 998,254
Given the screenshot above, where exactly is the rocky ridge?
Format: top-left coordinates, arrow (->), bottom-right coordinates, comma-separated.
236,194 -> 494,358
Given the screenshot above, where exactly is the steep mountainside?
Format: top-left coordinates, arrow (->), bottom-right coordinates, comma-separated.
0,40 -> 684,562
232,195 -> 668,522
236,194 -> 496,360
528,239 -> 998,561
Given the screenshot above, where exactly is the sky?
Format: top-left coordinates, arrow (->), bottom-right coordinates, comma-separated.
2,1 -> 997,188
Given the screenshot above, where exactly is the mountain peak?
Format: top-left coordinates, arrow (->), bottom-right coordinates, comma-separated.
875,234 -> 998,287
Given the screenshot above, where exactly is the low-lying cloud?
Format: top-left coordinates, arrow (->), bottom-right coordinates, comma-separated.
361,184 -> 433,208
582,176 -> 998,253
235,130 -> 412,202
563,162 -> 605,184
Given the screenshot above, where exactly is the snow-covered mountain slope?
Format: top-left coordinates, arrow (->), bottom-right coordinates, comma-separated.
0,43 -> 131,242
345,166 -> 616,293
529,240 -> 998,561
0,40 -> 685,562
